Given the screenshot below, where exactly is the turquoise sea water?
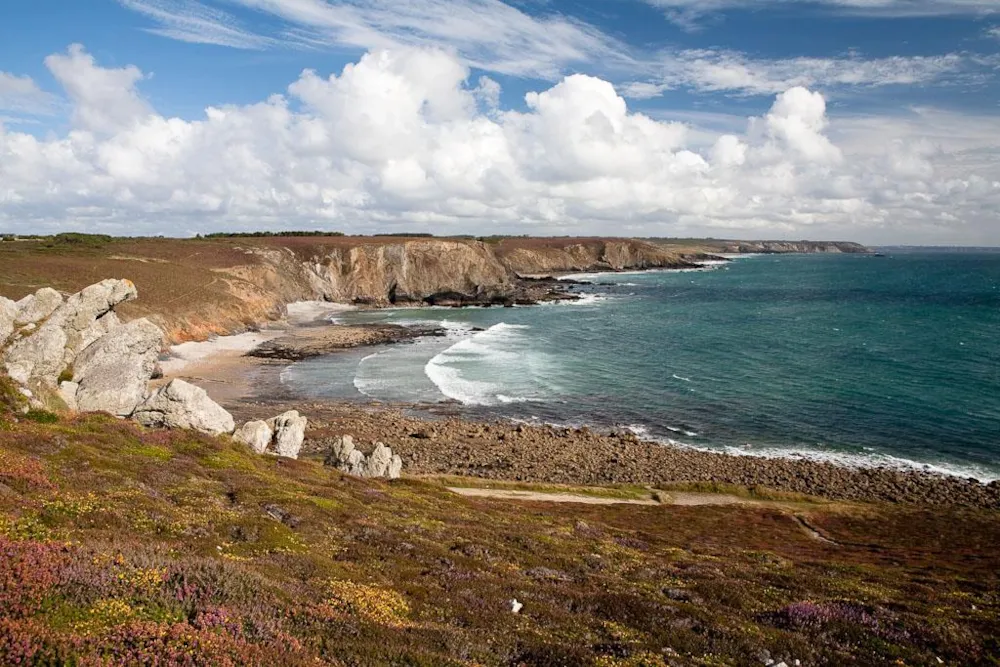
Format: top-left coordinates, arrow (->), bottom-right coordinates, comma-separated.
282,250 -> 1000,481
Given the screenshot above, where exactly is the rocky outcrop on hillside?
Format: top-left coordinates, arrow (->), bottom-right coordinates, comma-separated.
133,379 -> 236,436
234,411 -> 308,459
324,435 -> 403,480
3,279 -> 136,390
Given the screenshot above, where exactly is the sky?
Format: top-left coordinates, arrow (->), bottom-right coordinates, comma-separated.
0,0 -> 998,244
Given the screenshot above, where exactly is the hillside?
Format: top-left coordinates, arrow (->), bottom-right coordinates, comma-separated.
1,380 -> 998,665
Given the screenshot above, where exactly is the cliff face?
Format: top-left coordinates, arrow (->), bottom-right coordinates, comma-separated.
495,239 -> 700,275
714,240 -> 872,254
0,234 -> 871,345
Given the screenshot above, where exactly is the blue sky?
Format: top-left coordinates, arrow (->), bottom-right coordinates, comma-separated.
0,0 -> 998,243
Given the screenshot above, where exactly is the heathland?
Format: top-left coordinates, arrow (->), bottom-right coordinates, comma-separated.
2,233 -> 997,666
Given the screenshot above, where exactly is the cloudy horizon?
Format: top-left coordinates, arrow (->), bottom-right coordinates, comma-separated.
1,0 -> 998,245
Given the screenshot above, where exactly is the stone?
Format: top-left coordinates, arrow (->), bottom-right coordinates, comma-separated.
14,288 -> 63,326
133,379 -> 235,435
509,599 -> 523,614
59,381 -> 80,412
324,435 -> 402,479
0,297 -> 16,345
234,420 -> 274,454
267,410 -> 307,459
3,279 -> 136,388
388,454 -> 403,480
72,318 -> 162,417
363,442 -> 393,478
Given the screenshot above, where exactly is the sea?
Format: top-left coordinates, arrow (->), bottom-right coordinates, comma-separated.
281,249 -> 1000,482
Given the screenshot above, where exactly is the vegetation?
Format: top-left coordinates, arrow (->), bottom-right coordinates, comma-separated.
199,231 -> 345,238
0,374 -> 998,665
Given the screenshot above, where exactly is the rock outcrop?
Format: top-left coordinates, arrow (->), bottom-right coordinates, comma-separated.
70,318 -> 163,417
0,297 -> 16,345
234,420 -> 273,454
133,379 -> 235,435
233,411 -> 307,459
15,288 -> 63,326
3,279 -> 136,389
325,435 -> 402,479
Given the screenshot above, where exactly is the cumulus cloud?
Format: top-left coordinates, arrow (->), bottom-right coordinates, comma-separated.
0,45 -> 997,243
44,44 -> 152,134
622,49 -> 968,98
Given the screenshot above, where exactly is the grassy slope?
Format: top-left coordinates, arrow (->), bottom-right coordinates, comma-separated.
1,380 -> 998,666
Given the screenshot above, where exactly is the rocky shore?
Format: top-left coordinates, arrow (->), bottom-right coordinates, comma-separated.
247,323 -> 446,361
227,401 -> 1000,509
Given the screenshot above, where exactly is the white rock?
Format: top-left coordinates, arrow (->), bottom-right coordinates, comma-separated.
234,420 -> 273,454
510,599 -> 523,614
388,454 -> 403,480
267,410 -> 307,459
72,318 -> 162,417
0,297 -> 16,345
133,379 -> 235,435
364,442 -> 393,478
59,381 -> 80,412
3,279 -> 136,388
15,288 -> 63,326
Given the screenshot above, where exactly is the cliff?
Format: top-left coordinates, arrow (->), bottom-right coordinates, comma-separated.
0,234 -> 864,344
494,238 -> 702,275
704,240 -> 872,254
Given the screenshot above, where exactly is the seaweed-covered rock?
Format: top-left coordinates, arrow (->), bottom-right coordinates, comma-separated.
133,379 -> 235,435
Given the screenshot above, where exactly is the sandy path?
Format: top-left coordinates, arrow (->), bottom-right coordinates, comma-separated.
447,487 -> 762,507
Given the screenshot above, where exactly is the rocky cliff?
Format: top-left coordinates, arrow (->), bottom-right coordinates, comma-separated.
0,234 -> 865,344
494,238 -> 701,275
709,240 -> 872,254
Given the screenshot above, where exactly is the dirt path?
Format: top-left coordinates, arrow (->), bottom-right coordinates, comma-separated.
447,487 -> 765,507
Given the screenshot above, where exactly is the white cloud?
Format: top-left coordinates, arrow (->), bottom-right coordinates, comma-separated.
0,45 -> 998,245
118,0 -> 275,49
623,50 -> 967,98
119,0 -> 629,80
44,44 -> 153,134
645,0 -> 999,28
988,26 -> 1000,39
0,72 -> 57,116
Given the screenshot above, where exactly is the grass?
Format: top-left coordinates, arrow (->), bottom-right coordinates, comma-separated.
0,379 -> 998,664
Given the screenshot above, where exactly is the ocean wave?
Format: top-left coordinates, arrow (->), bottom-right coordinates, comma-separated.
424,322 -> 551,406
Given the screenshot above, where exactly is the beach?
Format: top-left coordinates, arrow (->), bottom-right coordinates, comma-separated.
162,300 -> 1000,510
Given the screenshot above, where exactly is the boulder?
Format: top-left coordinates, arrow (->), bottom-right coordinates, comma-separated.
363,442 -> 393,478
58,381 -> 80,412
267,411 -> 307,459
234,420 -> 273,454
325,435 -> 402,479
71,318 -> 163,417
0,297 -> 16,345
133,379 -> 235,435
14,288 -> 63,326
3,279 -> 136,388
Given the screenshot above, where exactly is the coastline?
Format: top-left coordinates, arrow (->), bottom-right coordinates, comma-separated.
162,294 -> 1000,510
